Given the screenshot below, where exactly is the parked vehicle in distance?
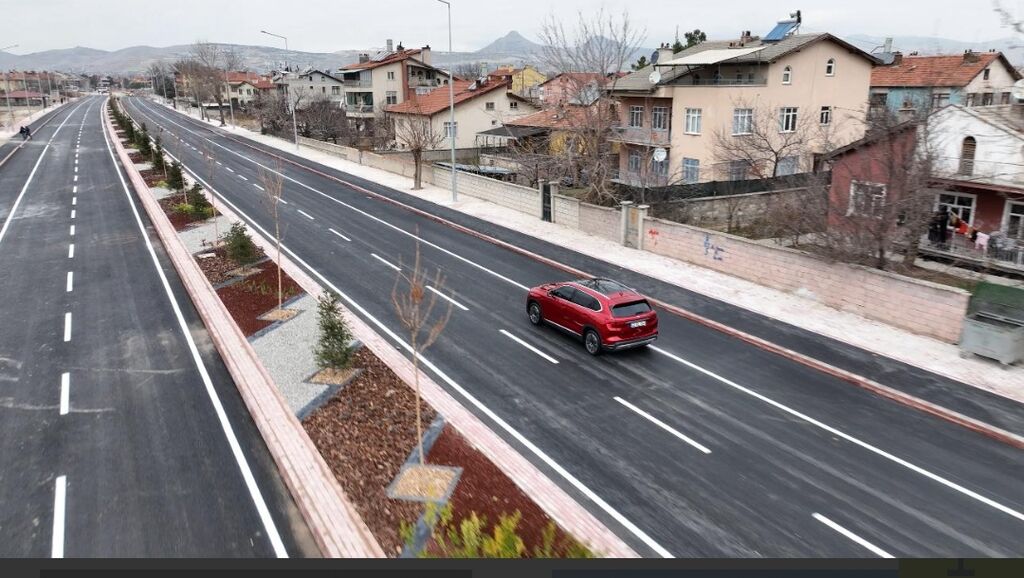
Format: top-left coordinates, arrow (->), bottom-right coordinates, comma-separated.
526,278 -> 659,355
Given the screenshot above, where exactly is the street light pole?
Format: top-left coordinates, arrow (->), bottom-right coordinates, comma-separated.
261,30 -> 298,151
437,0 -> 457,202
2,44 -> 19,129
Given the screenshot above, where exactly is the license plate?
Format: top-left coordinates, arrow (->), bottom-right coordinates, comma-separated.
630,321 -> 647,329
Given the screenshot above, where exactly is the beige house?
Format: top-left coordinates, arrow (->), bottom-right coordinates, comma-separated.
273,69 -> 346,109
610,32 -> 879,187
336,41 -> 451,125
386,78 -> 539,150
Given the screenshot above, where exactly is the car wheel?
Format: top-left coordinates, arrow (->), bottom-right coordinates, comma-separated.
584,329 -> 602,356
528,302 -> 543,325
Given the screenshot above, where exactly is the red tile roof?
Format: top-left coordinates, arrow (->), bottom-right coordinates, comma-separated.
340,49 -> 425,71
226,71 -> 261,84
386,79 -> 510,116
871,52 -> 1019,87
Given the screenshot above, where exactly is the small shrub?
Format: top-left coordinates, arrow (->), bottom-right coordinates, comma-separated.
186,184 -> 212,212
173,203 -> 195,215
223,222 -> 259,267
166,161 -> 185,192
314,292 -> 353,371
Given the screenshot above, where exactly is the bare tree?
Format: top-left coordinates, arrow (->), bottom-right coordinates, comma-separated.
258,163 -> 288,310
453,62 -> 486,80
391,237 -> 453,465
713,100 -> 830,180
192,41 -> 228,126
252,89 -> 289,135
392,106 -> 445,190
301,96 -> 348,144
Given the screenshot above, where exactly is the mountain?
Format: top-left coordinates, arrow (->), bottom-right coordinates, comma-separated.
843,34 -> 1023,65
475,30 -> 544,58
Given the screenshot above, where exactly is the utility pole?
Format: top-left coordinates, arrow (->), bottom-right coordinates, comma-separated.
261,30 -> 298,151
437,0 -> 457,202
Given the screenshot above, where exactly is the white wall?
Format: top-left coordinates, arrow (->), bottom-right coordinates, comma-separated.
928,106 -> 1024,188
964,58 -> 1019,97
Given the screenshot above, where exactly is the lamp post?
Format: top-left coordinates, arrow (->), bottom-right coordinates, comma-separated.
261,30 -> 299,151
437,0 -> 457,202
2,44 -> 18,130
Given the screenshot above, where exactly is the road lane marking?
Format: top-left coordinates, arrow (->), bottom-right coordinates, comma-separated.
253,184 -> 264,191
71,210 -> 76,220
371,253 -> 401,272
60,373 -> 70,415
813,513 -> 894,558
64,313 -> 72,342
297,209 -> 315,221
69,225 -> 75,237
74,166 -> 77,173
73,175 -> 77,182
649,345 -> 1024,524
68,244 -> 74,259
328,228 -> 351,242
428,286 -> 469,312
238,175 -> 248,181
216,161 -> 222,166
278,198 -> 288,205
72,186 -> 77,194
614,397 -> 712,454
52,475 -> 66,558
500,330 -> 559,364
100,106 -> 289,558
225,166 -> 234,173
66,272 -> 73,293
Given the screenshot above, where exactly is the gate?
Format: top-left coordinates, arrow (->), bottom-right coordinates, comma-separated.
541,182 -> 552,222
624,204 -> 640,248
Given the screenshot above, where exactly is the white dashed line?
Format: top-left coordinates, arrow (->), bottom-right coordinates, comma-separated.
216,161 -> 223,166
72,197 -> 77,206
371,253 -> 401,272
328,228 -> 351,242
238,175 -> 248,181
73,175 -> 77,182
427,286 -> 469,312
500,329 -> 560,364
66,272 -> 74,293
253,184 -> 264,191
297,209 -> 315,221
72,185 -> 77,194
614,397 -> 712,455
278,198 -> 288,205
68,244 -> 74,259
63,313 -> 72,342
69,225 -> 75,237
813,514 -> 894,558
71,210 -> 76,220
52,475 -> 66,558
60,373 -> 70,416
225,167 -> 234,173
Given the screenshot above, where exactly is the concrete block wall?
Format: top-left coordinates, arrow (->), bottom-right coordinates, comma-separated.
579,203 -> 621,243
642,217 -> 970,343
552,193 -> 581,229
432,167 -> 542,218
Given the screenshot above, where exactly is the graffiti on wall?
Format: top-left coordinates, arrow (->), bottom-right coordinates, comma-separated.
703,233 -> 726,262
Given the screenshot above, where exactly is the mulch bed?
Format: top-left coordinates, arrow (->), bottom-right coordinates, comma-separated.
195,247 -> 253,285
139,168 -> 168,187
216,263 -> 303,336
426,426 -> 584,557
157,195 -> 214,231
127,151 -> 145,164
303,348 -> 436,556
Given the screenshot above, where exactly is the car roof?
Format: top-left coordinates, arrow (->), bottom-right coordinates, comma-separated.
569,279 -> 645,303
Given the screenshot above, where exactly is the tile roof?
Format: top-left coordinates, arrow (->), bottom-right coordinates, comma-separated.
340,49 -> 424,71
539,72 -> 607,87
386,79 -> 509,116
505,104 -> 611,130
870,52 -> 1019,87
226,71 -> 261,84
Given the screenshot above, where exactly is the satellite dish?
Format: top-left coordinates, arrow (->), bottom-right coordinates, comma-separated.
650,50 -> 660,66
653,148 -> 668,163
1012,79 -> 1024,102
649,70 -> 662,85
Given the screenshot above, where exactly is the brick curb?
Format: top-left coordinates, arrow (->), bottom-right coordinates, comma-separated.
210,132 -> 1024,452
104,103 -> 385,558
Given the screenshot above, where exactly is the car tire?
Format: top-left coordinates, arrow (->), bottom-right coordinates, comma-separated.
584,329 -> 602,356
528,302 -> 543,326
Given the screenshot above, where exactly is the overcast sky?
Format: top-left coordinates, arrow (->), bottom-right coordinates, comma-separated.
3,0 -> 1022,54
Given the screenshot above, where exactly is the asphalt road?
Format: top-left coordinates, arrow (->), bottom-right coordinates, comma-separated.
124,96 -> 1024,558
0,96 -> 317,557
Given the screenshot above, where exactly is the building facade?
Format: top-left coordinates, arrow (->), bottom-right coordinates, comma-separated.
336,42 -> 450,126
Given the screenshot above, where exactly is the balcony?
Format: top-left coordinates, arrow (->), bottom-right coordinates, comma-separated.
921,234 -> 1024,274
609,126 -> 671,147
683,77 -> 767,87
409,77 -> 443,88
344,103 -> 376,116
343,80 -> 373,89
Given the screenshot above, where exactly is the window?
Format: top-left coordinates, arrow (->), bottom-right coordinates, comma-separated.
848,181 -> 887,217
510,101 -> 518,110
959,136 -> 977,176
684,108 -> 702,134
776,156 -> 799,176
981,93 -> 994,106
332,86 -> 341,96
931,92 -> 950,109
733,108 -> 753,135
938,193 -> 976,226
1002,92 -> 1012,105
612,301 -> 652,318
628,149 -> 642,173
485,102 -> 495,111
779,107 -> 798,133
652,106 -> 669,131
651,157 -> 669,177
629,105 -> 644,128
387,71 -> 396,80
966,93 -> 976,107
727,160 -> 749,181
782,66 -> 792,85
551,286 -> 577,301
321,87 -> 327,94
444,121 -> 458,139
819,106 -> 832,126
983,68 -> 991,80
682,158 -> 700,184
571,290 -> 602,312
825,58 -> 836,76
386,91 -> 398,105
869,92 -> 888,107
1007,202 -> 1024,240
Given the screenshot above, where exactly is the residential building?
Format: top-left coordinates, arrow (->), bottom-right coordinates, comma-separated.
609,29 -> 879,187
336,40 -> 451,127
222,72 -> 274,108
488,65 -> 548,98
538,73 -> 609,107
870,51 -> 1021,118
386,78 -> 539,150
274,69 -> 346,109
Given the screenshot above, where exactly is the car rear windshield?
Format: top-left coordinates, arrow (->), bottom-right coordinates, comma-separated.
612,301 -> 652,318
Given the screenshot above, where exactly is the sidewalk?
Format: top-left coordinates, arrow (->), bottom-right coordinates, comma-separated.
0,104 -> 64,143
160,99 -> 1024,406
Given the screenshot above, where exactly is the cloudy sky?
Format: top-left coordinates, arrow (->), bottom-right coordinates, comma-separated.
3,0 -> 1022,54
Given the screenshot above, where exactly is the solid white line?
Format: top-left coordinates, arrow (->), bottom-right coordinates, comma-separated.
52,475 -> 66,558
142,102 -> 674,557
69,225 -> 75,237
63,312 -> 72,342
297,209 -> 315,221
500,329 -> 560,364
68,244 -> 74,259
253,184 -> 264,191
100,103 -> 289,558
649,346 -> 1024,524
813,513 -> 894,558
60,373 -> 70,415
371,253 -> 401,272
614,397 -> 712,454
328,228 -> 351,242
427,286 -> 469,312
66,272 -> 73,293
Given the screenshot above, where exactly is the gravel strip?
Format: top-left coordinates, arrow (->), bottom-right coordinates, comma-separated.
178,215 -> 232,254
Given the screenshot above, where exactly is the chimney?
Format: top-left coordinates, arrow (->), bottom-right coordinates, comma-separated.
892,51 -> 903,66
386,39 -> 393,52
963,50 -> 980,64
359,53 -> 370,64
883,37 -> 893,54
740,30 -> 753,44
420,45 -> 432,64
657,43 -> 675,64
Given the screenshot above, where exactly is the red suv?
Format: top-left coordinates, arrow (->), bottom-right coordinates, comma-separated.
527,279 -> 659,355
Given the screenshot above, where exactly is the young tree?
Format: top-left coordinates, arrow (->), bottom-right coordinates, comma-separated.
631,55 -> 649,71
258,163 -> 288,309
684,29 -> 707,48
391,237 -> 453,465
392,105 -> 445,190
314,292 -> 354,372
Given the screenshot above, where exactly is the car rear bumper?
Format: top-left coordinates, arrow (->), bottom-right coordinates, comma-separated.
605,333 -> 658,351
